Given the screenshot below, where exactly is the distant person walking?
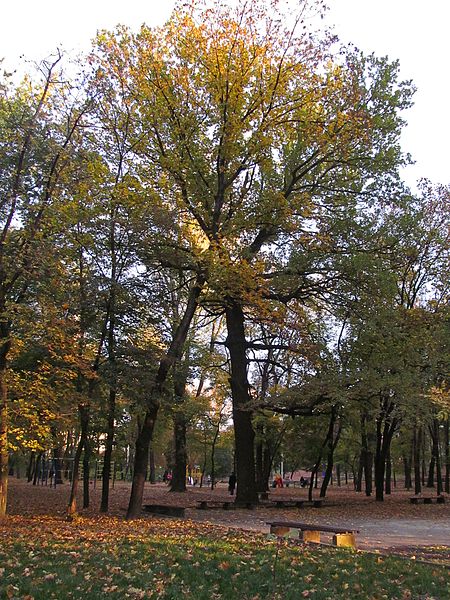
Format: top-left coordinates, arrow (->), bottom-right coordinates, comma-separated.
228,472 -> 237,495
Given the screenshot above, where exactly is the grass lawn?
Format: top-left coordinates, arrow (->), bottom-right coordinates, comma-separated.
0,516 -> 448,600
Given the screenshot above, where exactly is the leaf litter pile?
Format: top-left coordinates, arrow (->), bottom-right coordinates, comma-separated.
2,479 -> 450,599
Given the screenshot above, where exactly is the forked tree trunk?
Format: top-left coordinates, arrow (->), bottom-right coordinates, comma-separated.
374,397 -> 398,502
320,406 -> 341,498
225,302 -> 257,505
67,405 -> 89,517
126,275 -> 204,519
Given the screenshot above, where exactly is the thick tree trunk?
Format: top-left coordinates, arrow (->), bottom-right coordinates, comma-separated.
170,411 -> 187,492
27,452 -> 35,482
126,275 -> 204,519
33,452 -> 43,485
170,356 -> 190,493
127,406 -> 159,519
225,302 -> 257,505
403,454 -> 412,490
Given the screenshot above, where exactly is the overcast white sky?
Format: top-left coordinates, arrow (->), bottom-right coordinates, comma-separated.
1,0 -> 448,188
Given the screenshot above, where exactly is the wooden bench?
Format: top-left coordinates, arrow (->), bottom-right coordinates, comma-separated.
409,495 -> 446,505
270,499 -> 324,509
267,520 -> 359,549
196,500 -> 234,510
143,504 -> 185,517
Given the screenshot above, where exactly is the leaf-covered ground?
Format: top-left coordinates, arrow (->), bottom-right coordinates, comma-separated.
1,515 -> 449,600
2,478 -> 450,598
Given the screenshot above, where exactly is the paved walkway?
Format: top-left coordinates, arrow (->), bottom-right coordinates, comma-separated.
190,510 -> 450,551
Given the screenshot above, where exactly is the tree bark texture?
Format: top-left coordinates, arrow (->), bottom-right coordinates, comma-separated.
170,411 -> 187,492
225,301 -> 258,505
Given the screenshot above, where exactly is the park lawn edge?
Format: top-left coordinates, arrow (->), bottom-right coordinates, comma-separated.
0,515 -> 449,599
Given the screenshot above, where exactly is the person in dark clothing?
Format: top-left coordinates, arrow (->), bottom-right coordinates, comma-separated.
228,472 -> 237,495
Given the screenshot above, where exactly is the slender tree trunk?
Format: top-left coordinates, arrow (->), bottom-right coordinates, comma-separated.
0,324 -> 11,517
432,419 -> 443,495
126,275 -> 204,519
225,301 -> 257,505
210,420 -> 220,490
385,449 -> 392,495
262,445 -> 271,492
320,406 -> 341,498
427,458 -> 435,488
82,438 -> 90,509
67,405 -> 89,517
255,423 -> 265,492
403,454 -> 412,490
364,447 -> 374,497
413,424 -> 422,495
356,450 -> 364,492
421,430 -> 426,486
149,446 -> 156,484
100,386 -> 116,512
445,419 -> 449,494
